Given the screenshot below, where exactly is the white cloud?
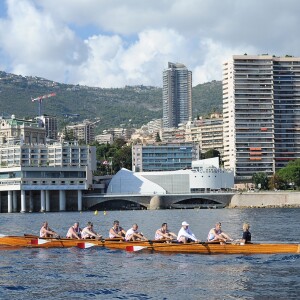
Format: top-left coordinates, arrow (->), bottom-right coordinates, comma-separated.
1,0 -> 300,87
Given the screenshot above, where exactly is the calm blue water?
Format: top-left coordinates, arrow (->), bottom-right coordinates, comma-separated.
0,208 -> 299,299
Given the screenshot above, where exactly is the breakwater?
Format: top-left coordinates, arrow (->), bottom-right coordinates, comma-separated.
230,191 -> 300,208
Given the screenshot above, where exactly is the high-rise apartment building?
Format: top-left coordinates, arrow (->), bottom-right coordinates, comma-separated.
223,55 -> 300,181
163,62 -> 192,128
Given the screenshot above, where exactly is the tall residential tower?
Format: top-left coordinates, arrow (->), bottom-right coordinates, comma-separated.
223,55 -> 300,181
163,62 -> 192,128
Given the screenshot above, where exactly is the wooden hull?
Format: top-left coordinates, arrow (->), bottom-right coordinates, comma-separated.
102,240 -> 300,254
0,235 -> 105,248
0,236 -> 299,254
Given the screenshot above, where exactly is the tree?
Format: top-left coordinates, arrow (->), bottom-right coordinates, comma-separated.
202,149 -> 220,159
92,139 -> 132,175
155,132 -> 161,142
252,172 -> 269,190
268,174 -> 286,190
277,159 -> 300,189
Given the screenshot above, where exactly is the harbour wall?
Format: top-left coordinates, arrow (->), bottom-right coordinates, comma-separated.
229,192 -> 300,208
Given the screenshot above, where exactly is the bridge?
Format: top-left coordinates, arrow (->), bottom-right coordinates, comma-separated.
83,192 -> 235,210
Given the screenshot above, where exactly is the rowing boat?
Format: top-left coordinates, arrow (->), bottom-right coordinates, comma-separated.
0,235 -> 299,254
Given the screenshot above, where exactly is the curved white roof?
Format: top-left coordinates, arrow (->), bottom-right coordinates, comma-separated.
107,168 -> 166,194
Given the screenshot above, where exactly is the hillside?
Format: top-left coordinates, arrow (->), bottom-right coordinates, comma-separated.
0,71 -> 222,132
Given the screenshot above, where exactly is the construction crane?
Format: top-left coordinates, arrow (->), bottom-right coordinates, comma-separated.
31,92 -> 56,117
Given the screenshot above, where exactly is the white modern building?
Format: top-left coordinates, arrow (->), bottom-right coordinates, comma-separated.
0,143 -> 96,213
108,158 -> 234,195
223,55 -> 300,180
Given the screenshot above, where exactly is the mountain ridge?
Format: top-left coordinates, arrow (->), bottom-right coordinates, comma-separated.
0,71 -> 222,132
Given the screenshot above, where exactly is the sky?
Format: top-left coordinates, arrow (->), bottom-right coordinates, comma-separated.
0,0 -> 299,88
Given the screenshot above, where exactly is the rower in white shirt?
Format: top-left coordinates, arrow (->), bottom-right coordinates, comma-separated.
125,224 -> 148,241
177,221 -> 200,243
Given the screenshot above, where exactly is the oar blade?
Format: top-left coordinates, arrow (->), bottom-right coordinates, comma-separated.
0,234 -> 7,238
77,242 -> 95,249
126,245 -> 147,252
31,238 -> 50,245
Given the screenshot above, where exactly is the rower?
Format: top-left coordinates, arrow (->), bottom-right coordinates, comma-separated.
207,222 -> 232,243
81,222 -> 102,240
177,221 -> 200,243
66,222 -> 82,239
40,221 -> 59,238
155,223 -> 177,241
125,224 -> 147,241
109,220 -> 126,239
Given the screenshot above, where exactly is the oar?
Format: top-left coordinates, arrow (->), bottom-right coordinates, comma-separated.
125,245 -> 147,252
77,242 -> 96,249
31,238 -> 51,245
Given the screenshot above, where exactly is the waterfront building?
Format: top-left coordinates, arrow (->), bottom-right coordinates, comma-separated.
132,142 -> 199,172
38,114 -> 58,140
0,143 -> 96,213
0,115 -> 46,145
163,62 -> 192,128
66,121 -> 95,144
223,55 -> 300,181
108,157 -> 234,195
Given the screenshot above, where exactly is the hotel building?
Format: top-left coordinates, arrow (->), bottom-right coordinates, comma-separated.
223,55 -> 300,180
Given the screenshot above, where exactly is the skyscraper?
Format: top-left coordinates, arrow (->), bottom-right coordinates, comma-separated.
223,55 -> 300,181
163,62 -> 192,128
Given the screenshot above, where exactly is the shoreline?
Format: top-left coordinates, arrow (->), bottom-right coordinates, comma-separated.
229,191 -> 300,208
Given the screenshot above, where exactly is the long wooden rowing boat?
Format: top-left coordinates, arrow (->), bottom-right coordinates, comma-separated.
0,235 -> 299,254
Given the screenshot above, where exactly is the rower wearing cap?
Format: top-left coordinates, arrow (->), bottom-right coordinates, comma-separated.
207,222 -> 232,243
81,222 -> 102,240
177,221 -> 200,243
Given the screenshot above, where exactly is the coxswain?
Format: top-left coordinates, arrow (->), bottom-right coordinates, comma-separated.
240,223 -> 251,245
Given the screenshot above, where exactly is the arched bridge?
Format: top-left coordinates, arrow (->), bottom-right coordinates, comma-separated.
83,192 -> 235,210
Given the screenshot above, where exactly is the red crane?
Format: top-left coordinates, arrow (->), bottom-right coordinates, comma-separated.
31,92 -> 56,116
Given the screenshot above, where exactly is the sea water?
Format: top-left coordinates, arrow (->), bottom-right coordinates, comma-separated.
0,208 -> 299,299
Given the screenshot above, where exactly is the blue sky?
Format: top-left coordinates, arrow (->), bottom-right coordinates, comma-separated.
0,0 -> 300,88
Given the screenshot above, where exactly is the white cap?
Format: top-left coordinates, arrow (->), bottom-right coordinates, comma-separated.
182,221 -> 189,226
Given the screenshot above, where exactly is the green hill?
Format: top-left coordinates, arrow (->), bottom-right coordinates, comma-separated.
0,71 -> 222,132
